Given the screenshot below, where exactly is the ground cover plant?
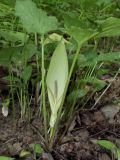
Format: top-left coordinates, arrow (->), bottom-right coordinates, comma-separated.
95,140 -> 120,160
1,0 -> 120,159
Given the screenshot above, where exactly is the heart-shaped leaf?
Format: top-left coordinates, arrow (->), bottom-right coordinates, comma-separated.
67,27 -> 98,46
15,0 -> 58,35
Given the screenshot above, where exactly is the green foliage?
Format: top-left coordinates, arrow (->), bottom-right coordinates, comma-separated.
117,150 -> 120,160
64,14 -> 87,28
0,3 -> 13,16
0,156 -> 14,160
96,140 -> 120,160
0,0 -> 15,7
21,66 -> 32,84
97,17 -> 120,37
80,77 -> 107,91
96,52 -> 120,62
30,143 -> 43,154
76,52 -> 120,68
19,150 -> 31,158
12,43 -> 36,66
15,0 -> 58,34
67,88 -> 88,102
0,47 -> 21,66
0,30 -> 28,43
0,43 -> 36,67
97,140 -> 116,150
34,144 -> 43,154
67,27 -> 98,46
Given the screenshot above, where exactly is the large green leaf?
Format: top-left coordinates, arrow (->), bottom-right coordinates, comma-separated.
67,88 -> 88,102
21,66 -> 32,84
67,27 -> 98,46
76,51 -> 97,68
80,77 -> 106,91
96,52 -> 120,62
97,17 -> 120,37
46,41 -> 68,127
66,17 -> 120,46
21,43 -> 37,64
0,30 -> 28,43
15,0 -> 58,34
77,52 -> 120,68
0,47 -> 21,67
10,43 -> 36,66
64,14 -> 86,29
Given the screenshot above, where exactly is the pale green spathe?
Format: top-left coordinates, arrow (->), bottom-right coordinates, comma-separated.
46,41 -> 68,128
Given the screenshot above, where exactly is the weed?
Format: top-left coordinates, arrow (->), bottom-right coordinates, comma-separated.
95,139 -> 120,160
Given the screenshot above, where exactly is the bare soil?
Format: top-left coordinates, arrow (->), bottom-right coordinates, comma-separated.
0,75 -> 120,160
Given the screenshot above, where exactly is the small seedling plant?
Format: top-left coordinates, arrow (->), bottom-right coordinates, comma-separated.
19,143 -> 43,160
96,140 -> 120,160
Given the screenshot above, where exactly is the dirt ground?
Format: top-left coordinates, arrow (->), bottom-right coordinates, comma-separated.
0,77 -> 120,160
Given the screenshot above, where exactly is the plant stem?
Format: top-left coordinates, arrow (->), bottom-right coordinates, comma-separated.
41,35 -> 48,144
9,67 -> 15,126
49,45 -> 81,149
35,33 -> 40,105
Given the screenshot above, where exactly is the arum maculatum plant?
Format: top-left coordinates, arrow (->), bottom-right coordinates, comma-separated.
46,40 -> 68,134
45,15 -> 120,148
15,0 -> 120,150
42,35 -> 68,146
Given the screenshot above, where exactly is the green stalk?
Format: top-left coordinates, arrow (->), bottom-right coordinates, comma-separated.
26,84 -> 31,121
35,33 -> 40,105
41,35 -> 48,143
20,88 -> 23,116
9,67 -> 15,125
23,84 -> 26,117
49,45 -> 81,149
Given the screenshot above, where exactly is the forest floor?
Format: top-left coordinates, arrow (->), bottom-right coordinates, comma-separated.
0,77 -> 120,160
